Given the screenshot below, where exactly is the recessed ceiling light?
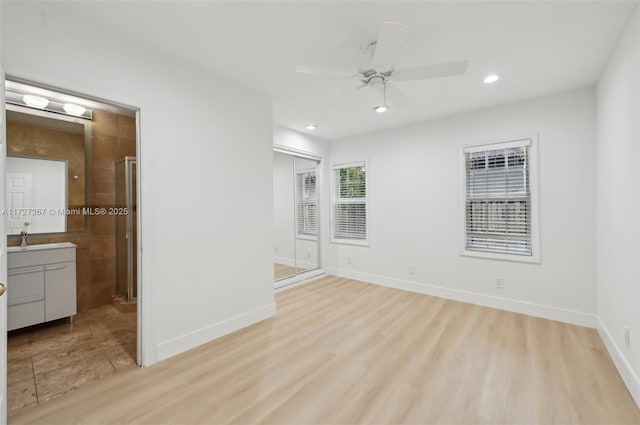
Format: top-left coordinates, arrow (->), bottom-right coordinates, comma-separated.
483,74 -> 500,84
63,103 -> 87,116
23,94 -> 49,109
373,105 -> 389,113
305,124 -> 317,130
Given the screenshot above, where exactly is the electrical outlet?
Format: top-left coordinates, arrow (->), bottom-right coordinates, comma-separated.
495,277 -> 504,289
408,264 -> 416,275
307,251 -> 311,258
347,257 -> 352,265
624,326 -> 630,347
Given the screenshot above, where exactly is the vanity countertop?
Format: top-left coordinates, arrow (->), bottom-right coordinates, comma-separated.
8,242 -> 77,253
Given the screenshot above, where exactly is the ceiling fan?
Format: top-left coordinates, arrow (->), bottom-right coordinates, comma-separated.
296,22 -> 468,112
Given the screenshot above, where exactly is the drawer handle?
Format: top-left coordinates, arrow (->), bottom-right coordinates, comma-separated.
9,294 -> 44,306
45,265 -> 66,271
8,267 -> 44,276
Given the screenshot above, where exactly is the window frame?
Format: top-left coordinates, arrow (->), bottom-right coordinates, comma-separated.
295,167 -> 318,241
330,160 -> 369,246
460,136 -> 540,263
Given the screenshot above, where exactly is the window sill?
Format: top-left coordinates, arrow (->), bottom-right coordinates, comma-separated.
331,238 -> 370,247
296,234 -> 317,241
461,249 -> 540,264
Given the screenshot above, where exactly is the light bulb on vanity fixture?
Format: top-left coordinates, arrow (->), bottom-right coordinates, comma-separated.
23,94 -> 49,109
373,105 -> 388,113
63,103 -> 87,116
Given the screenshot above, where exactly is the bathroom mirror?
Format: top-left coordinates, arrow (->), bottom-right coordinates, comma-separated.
6,156 -> 67,234
5,105 -> 89,234
273,150 -> 320,281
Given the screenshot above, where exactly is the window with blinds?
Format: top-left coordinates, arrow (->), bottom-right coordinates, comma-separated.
296,170 -> 317,236
332,162 -> 367,242
464,139 -> 532,256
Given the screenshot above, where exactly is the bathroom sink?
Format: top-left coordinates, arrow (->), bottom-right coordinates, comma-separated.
7,242 -> 77,253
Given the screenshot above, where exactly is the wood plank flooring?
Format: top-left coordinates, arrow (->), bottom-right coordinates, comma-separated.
274,263 -> 305,280
10,276 -> 640,424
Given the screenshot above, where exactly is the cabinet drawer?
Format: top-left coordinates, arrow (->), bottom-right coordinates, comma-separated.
8,300 -> 45,331
7,266 -> 45,306
8,247 -> 76,268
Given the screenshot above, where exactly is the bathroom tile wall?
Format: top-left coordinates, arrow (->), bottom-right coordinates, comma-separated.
87,110 -> 136,309
7,110 -> 136,311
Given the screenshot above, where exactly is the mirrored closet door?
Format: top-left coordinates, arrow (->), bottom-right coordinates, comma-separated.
273,150 -> 320,282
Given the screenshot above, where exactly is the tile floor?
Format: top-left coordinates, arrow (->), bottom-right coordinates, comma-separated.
7,303 -> 137,415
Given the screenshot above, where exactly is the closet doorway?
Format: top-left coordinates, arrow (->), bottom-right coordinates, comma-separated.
273,149 -> 321,287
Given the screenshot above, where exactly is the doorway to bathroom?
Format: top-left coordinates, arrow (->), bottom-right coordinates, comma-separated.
3,79 -> 142,415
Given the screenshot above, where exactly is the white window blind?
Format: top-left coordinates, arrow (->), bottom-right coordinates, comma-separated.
332,162 -> 367,241
464,140 -> 532,256
296,171 -> 317,236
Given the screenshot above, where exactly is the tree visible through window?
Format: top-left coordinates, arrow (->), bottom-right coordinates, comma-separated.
465,140 -> 532,256
332,162 -> 367,242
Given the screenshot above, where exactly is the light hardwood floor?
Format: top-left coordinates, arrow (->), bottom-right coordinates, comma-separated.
10,276 -> 640,424
274,263 -> 305,280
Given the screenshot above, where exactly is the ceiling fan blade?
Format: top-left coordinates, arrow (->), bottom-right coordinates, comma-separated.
333,83 -> 368,98
386,82 -> 410,108
371,22 -> 409,73
296,65 -> 354,77
393,60 -> 469,82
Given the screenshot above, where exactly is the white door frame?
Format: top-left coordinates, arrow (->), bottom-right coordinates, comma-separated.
1,65 -> 9,422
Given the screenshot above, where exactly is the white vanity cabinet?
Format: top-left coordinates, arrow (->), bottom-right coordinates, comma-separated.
7,242 -> 77,331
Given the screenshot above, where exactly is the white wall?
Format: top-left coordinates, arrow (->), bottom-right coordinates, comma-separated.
328,88 -> 597,326
595,6 -> 640,406
1,2 -> 275,365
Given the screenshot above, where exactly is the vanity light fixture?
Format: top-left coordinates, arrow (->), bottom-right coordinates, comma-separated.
63,103 -> 87,116
6,89 -> 93,120
483,74 -> 500,84
305,124 -> 317,130
22,95 -> 49,109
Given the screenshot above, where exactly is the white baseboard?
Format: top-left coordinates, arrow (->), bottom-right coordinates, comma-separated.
155,302 -> 276,362
275,269 -> 327,292
332,268 -> 596,328
597,317 -> 640,408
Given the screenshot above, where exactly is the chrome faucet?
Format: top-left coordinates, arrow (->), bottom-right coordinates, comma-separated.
20,230 -> 28,248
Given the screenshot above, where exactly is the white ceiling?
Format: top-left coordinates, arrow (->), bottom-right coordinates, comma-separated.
34,1 -> 639,140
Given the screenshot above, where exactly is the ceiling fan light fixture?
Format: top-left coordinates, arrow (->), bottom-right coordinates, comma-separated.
483,74 -> 500,84
374,105 -> 389,114
23,94 -> 49,109
305,124 -> 317,130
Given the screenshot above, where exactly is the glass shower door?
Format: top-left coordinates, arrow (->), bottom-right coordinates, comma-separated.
116,156 -> 136,302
